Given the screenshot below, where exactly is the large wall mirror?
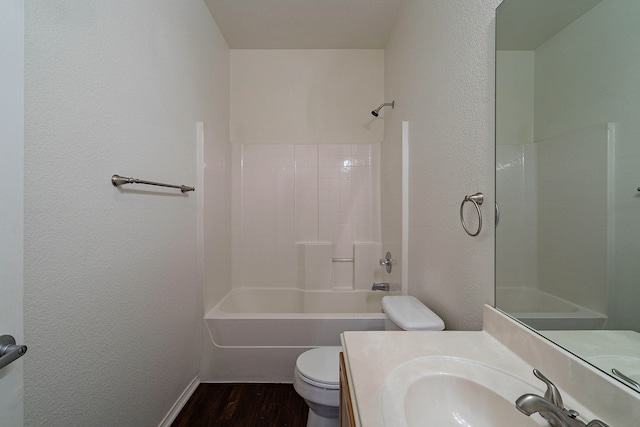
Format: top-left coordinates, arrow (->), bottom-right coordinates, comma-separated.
495,0 -> 640,392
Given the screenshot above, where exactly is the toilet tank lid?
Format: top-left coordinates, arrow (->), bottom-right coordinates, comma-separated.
382,296 -> 445,331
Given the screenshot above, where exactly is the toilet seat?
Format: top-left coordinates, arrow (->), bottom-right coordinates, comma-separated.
295,347 -> 341,390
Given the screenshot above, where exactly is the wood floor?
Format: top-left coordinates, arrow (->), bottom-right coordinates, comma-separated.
171,383 -> 309,427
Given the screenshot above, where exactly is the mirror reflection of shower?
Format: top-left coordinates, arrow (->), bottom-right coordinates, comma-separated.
495,0 -> 640,396
495,0 -> 612,332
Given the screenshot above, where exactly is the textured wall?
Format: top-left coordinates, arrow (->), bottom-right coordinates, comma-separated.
384,0 -> 498,330
24,1 -> 229,425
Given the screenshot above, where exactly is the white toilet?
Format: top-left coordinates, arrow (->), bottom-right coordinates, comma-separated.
293,296 -> 444,427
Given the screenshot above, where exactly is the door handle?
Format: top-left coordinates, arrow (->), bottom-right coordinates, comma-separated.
0,335 -> 27,370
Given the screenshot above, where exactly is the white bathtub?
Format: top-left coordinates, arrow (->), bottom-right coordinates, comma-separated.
496,287 -> 607,330
201,288 -> 390,382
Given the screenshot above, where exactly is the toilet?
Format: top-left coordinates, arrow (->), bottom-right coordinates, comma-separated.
293,296 -> 444,427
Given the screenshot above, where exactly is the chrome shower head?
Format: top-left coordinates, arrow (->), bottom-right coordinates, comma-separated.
371,101 -> 395,117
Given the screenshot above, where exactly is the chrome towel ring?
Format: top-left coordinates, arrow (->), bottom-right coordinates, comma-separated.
460,192 -> 484,237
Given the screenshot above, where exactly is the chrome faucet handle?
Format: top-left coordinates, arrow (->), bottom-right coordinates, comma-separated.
379,252 -> 393,273
534,369 -> 565,409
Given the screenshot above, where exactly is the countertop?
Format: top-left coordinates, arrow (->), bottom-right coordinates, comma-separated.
340,330 -> 546,427
339,306 -> 639,427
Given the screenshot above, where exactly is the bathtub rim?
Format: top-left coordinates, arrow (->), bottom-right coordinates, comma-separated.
495,286 -> 607,319
201,287 -> 389,381
206,287 -> 390,320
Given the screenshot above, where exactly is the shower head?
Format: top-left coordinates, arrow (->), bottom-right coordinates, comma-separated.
371,101 -> 395,117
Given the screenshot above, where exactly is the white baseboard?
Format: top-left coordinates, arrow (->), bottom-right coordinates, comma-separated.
158,376 -> 200,427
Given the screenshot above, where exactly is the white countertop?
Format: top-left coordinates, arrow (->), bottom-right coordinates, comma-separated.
340,306 -> 640,427
341,330 -> 544,427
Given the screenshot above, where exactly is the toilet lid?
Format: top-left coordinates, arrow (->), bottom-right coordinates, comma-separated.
296,346 -> 341,389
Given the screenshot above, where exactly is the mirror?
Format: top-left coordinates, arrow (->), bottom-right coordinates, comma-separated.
495,0 -> 640,392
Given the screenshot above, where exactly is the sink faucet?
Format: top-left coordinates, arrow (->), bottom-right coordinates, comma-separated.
515,369 -> 610,427
516,394 -> 609,427
371,282 -> 390,291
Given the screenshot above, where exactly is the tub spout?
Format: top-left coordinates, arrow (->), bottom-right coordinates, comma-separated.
372,282 -> 390,291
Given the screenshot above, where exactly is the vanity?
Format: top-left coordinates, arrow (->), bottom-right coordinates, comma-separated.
339,306 -> 640,426
338,1 -> 640,424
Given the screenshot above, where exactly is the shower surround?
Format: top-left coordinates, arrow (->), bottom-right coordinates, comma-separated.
496,123 -> 613,325
232,142 -> 384,291
199,50 -> 389,383
199,142 -> 390,382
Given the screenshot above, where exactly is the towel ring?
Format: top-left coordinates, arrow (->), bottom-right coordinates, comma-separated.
460,192 -> 484,237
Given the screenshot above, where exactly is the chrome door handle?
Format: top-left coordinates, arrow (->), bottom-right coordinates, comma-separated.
0,335 -> 27,370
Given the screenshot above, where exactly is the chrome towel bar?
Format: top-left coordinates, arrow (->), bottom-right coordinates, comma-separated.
111,174 -> 194,193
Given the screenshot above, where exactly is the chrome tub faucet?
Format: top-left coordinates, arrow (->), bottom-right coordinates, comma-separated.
371,282 -> 390,291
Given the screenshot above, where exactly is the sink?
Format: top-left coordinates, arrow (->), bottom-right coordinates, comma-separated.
381,356 -> 548,427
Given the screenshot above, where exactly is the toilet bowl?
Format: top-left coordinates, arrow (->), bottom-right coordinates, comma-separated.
293,296 -> 444,427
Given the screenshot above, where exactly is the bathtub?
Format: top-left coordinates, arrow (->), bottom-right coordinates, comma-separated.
200,288 -> 390,382
496,287 -> 607,330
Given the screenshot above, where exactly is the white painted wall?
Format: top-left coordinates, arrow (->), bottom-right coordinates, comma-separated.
230,50 -> 384,145
384,0 -> 498,330
0,1 -> 25,425
24,1 -> 229,425
533,0 -> 640,329
536,125 -> 611,314
496,51 -> 534,146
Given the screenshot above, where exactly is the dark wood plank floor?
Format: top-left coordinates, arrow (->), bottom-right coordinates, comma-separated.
171,383 -> 308,427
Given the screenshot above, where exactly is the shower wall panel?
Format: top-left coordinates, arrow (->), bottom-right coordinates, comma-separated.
232,143 -> 381,289
496,144 -> 537,289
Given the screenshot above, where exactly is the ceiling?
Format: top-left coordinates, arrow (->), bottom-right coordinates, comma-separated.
496,0 -> 603,50
204,0 -> 404,49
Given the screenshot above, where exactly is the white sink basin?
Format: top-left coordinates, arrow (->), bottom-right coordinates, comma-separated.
381,356 -> 547,427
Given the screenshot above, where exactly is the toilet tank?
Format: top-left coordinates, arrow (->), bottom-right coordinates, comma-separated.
381,296 -> 445,331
